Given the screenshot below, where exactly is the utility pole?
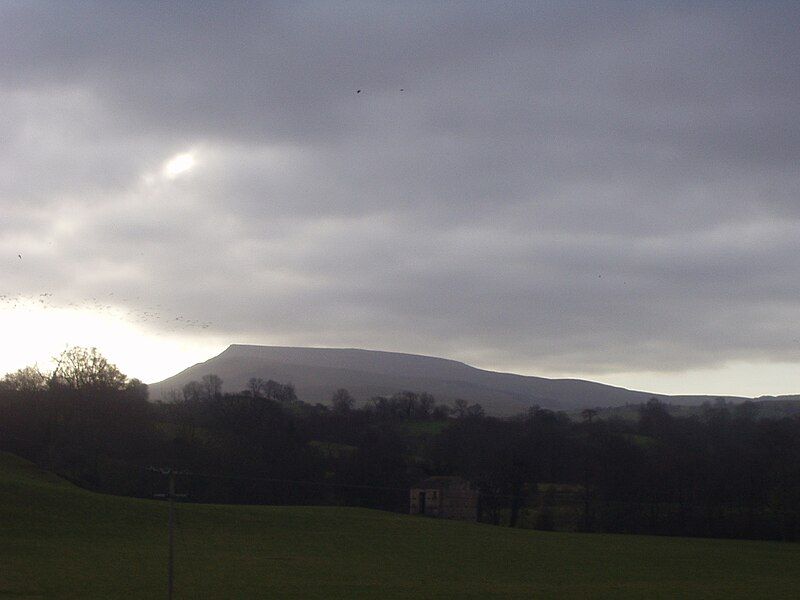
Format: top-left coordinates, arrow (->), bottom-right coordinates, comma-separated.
149,467 -> 187,600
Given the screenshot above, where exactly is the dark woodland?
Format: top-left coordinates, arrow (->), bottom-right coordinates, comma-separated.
2,348 -> 800,542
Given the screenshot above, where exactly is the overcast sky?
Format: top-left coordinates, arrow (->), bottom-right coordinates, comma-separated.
2,1 -> 799,396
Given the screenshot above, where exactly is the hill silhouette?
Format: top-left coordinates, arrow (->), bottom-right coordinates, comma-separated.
148,345 -> 751,414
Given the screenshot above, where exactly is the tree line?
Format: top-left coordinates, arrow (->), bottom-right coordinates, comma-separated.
2,347 -> 800,541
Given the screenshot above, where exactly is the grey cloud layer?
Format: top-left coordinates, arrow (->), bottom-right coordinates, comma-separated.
2,1 -> 800,374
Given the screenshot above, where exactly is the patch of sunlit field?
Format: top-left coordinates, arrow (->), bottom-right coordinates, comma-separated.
2,452 -> 800,599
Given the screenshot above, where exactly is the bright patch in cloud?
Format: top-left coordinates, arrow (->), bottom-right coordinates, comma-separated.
162,152 -> 196,179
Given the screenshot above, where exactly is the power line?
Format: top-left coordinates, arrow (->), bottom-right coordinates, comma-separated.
153,467 -> 524,500
180,468 -> 410,492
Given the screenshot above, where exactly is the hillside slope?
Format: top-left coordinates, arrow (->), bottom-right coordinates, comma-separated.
148,345 -> 745,414
3,452 -> 800,598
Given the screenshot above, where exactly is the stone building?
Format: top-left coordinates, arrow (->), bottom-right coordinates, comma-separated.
409,476 -> 478,521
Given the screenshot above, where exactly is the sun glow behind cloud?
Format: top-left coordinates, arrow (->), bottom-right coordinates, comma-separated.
162,152 -> 196,179
0,297 -> 225,385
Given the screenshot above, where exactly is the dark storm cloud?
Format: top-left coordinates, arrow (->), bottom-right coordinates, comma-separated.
2,1 -> 800,375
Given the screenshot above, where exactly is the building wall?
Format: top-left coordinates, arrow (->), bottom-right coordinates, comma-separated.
409,488 -> 442,516
410,485 -> 478,521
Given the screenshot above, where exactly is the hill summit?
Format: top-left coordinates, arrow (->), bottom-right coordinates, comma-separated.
148,344 -> 746,414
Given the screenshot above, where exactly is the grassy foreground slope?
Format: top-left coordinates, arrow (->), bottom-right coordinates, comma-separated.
2,453 -> 800,599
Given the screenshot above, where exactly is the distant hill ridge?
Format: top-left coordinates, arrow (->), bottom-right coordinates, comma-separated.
148,344 -> 771,415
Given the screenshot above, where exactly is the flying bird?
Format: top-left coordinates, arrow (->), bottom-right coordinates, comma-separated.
356,89 -> 361,94
17,254 -> 21,259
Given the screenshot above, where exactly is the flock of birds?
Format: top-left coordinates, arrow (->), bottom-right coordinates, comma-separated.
10,251 -> 213,333
0,288 -> 213,334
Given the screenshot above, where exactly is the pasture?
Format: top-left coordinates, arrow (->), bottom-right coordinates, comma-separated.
2,452 -> 799,598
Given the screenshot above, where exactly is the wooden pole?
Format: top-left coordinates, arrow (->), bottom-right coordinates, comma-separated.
168,470 -> 175,600
149,467 -> 186,600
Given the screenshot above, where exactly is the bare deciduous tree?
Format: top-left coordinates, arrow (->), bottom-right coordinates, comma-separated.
51,346 -> 127,391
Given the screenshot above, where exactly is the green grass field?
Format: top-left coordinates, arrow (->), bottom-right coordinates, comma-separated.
2,452 -> 800,599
